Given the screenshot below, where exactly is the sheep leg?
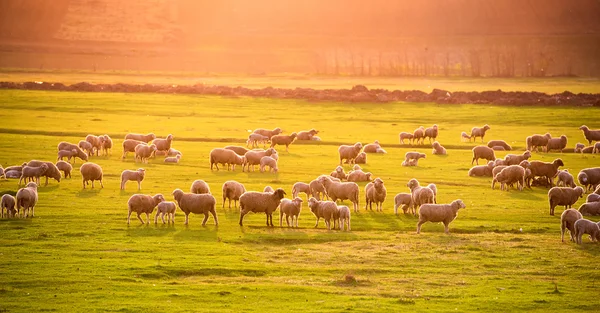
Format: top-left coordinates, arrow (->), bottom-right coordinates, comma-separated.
154,212 -> 159,224
325,219 -> 330,230
184,213 -> 190,225
560,223 -> 565,242
239,210 -> 247,226
279,212 -> 283,227
201,212 -> 209,226
136,213 -> 144,224
145,212 -> 151,224
138,181 -> 142,190
348,218 -> 351,231
314,217 -> 320,228
416,221 -> 425,234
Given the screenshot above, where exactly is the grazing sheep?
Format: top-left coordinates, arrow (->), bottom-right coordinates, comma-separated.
338,205 -> 351,231
57,142 -> 89,162
259,156 -> 278,173
318,176 -> 360,213
561,208 -> 583,242
238,188 -> 286,226
152,134 -> 173,154
577,168 -> 600,192
297,129 -> 319,140
587,194 -> 600,203
556,170 -> 576,188
579,202 -> 600,216
85,134 -> 105,156
471,146 -> 495,165
526,133 -> 552,152
393,193 -> 413,215
247,133 -> 269,148
504,150 -> 532,166
1,194 -> 16,218
487,140 -> 512,151
330,166 -> 348,181
363,140 -> 387,154
155,201 -> 176,224
224,145 -> 249,156
19,164 -> 48,186
270,133 -> 297,152
122,139 -> 145,159
120,168 -> 145,190
292,182 -> 311,200
80,162 -> 104,189
528,159 -> 564,188
407,178 -> 435,216
279,197 -> 303,227
460,132 -> 471,142
468,161 -> 495,177
309,178 -> 328,200
431,141 -> 447,155
101,135 -> 113,156
548,186 -> 584,215
347,170 -> 372,182
222,180 -> 246,208
405,151 -> 426,165
307,197 -> 340,230
399,132 -> 414,144
172,189 -> 218,226
423,124 -> 439,143
493,165 -> 527,191
401,159 -> 418,167
57,149 -> 79,163
573,218 -> 600,244
164,154 -> 181,163
579,125 -> 600,145
126,193 -> 165,224
26,160 -> 61,186
15,182 -> 38,218
210,148 -> 246,171
417,199 -> 466,234
353,152 -> 367,164
470,125 -> 490,142
365,178 -> 387,212
55,161 -> 73,179
243,148 -> 276,172
134,144 -> 157,164
190,180 -> 211,194
413,126 -> 426,145
574,143 -> 585,153
125,132 -> 156,143
78,140 -> 94,156
546,135 -> 568,152
253,127 -> 283,140
338,143 -> 363,165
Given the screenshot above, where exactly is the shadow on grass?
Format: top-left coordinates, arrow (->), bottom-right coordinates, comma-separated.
77,188 -> 102,198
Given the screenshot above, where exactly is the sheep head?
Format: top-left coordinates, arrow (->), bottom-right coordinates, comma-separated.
374,178 -> 384,190
523,151 -> 532,159
483,125 -> 490,131
519,160 -> 531,168
553,159 -> 565,167
452,199 -> 466,210
353,164 -> 361,171
579,125 -> 589,131
407,179 -> 419,190
265,148 -> 276,156
544,133 -> 552,139
274,188 -> 286,200
574,186 -> 584,198
307,197 -> 319,210
148,133 -> 156,140
172,189 -> 184,201
292,197 -> 303,205
153,194 -> 165,204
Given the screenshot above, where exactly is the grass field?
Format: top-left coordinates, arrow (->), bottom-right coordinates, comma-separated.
1,88 -> 600,312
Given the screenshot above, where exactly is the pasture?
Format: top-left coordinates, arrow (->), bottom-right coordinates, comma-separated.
0,88 -> 600,312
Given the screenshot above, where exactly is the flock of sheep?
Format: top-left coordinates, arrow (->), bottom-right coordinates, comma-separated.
1,124 -> 600,241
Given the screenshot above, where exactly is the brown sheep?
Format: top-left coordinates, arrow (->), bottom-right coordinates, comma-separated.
548,186 -> 584,216
417,200 -> 466,234
546,135 -> 568,152
173,189 -> 218,226
471,145 -> 496,165
318,176 -> 359,213
561,208 -> 583,242
412,126 -> 425,145
243,148 -> 276,172
579,125 -> 600,145
307,197 -> 340,230
270,133 -> 297,152
577,168 -> 600,192
85,134 -> 105,156
470,124 -> 490,142
526,133 -> 552,152
122,139 -> 145,159
365,178 -> 386,212
529,158 -> 564,188
487,140 -> 512,151
573,219 -> 600,244
222,180 -> 245,208
239,188 -> 286,226
338,143 -> 363,165
80,162 -> 104,189
424,125 -> 439,143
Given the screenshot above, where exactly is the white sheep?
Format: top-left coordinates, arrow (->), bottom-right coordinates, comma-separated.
460,132 -> 471,142
190,180 -> 211,194
560,208 -> 583,242
548,186 -> 584,216
78,140 -> 94,157
394,193 -> 413,215
57,142 -> 89,162
427,183 -> 438,204
125,132 -> 156,143
270,133 -> 297,152
470,125 -> 490,142
471,145 -> 496,165
399,132 -> 414,144
407,178 -> 434,216
337,205 -> 351,231
26,160 -> 61,186
417,200 -> 466,234
253,127 -> 283,140
291,182 -> 311,199
126,193 -> 165,224
80,162 -> 104,189
122,139 -> 145,159
15,182 -> 38,218
353,152 -> 367,164
579,125 -> 600,145
210,148 -> 246,171
365,177 -> 386,212
431,141 -> 447,155
1,194 -> 16,218
363,140 -> 387,154
19,164 -> 48,186
574,143 -> 585,153
404,151 -> 426,165
338,142 -> 363,165
307,197 -> 339,230
55,160 -> 73,179
57,149 -> 79,164
172,189 -> 218,226
347,170 -> 372,182
239,188 -> 286,226
134,144 -> 157,163
152,134 -> 174,154
263,186 -> 275,193
279,197 -> 303,227
247,133 -> 269,148
468,161 -> 495,177
243,148 -> 276,172
101,135 -> 113,156
164,154 -> 181,163
259,156 -> 278,173
154,201 -> 177,224
120,168 -> 145,190
318,176 -> 360,213
556,170 -> 576,188
85,134 -> 105,156
330,166 -> 348,181
222,180 -> 245,208
573,218 -> 600,244
297,129 -> 319,140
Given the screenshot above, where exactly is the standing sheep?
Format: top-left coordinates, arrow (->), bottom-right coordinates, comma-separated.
134,144 -> 157,164
417,200 -> 466,234
471,146 -> 496,165
253,127 -> 283,140
85,134 -> 105,156
556,170 -> 576,188
126,193 -> 165,224
222,180 -> 245,208
548,186 -> 584,216
279,197 -> 303,227
487,140 -> 512,151
125,133 -> 156,143
561,208 -> 583,242
546,135 -> 568,152
238,188 -> 286,226
318,176 -> 360,213
155,201 -> 177,224
224,146 -> 249,156
57,149 -> 79,164
122,139 -> 145,159
573,218 -> 600,244
528,159 -> 564,187
55,161 -> 72,179
431,141 -> 447,155
574,143 -> 585,153
57,142 -> 89,162
577,168 -> 600,192
191,180 -> 211,194
424,124 -> 439,143
493,165 -> 527,191
1,194 -> 16,218
172,189 -> 218,226
80,162 -> 104,189
243,148 -> 276,172
78,140 -> 94,157
413,126 -> 426,145
470,125 -> 490,142
152,134 -> 174,155
407,178 -> 435,216
307,197 -> 340,230
504,151 -> 532,166
292,182 -> 311,200
579,125 -> 600,145
338,143 -> 363,165
394,193 -> 413,215
210,148 -> 246,171
26,161 -> 61,186
593,142 -> 600,154
297,129 -> 319,140
120,168 -> 145,190
101,135 -> 113,156
405,151 -> 426,165
259,156 -> 278,173
461,132 -> 471,142
19,164 -> 48,186
365,178 -> 387,212
247,133 -> 269,148
338,205 -> 351,231
399,132 -> 414,144
270,133 -> 297,152
309,178 -> 328,201
15,182 -> 38,218
526,133 -> 552,152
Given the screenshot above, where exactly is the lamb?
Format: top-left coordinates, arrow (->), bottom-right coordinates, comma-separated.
126,193 -> 165,224
487,140 -> 512,151
528,159 -> 564,187
503,150 -> 532,166
405,151 -> 426,165
156,148 -> 182,157
172,189 -> 218,226
80,162 -> 104,189
431,141 -> 447,155
154,201 -> 176,224
577,168 -> 600,192
19,164 -> 48,186
125,132 -> 156,143
210,148 -> 246,171
587,193 -> 600,203
253,127 -> 283,140
85,134 -> 105,156
347,170 -> 372,182
560,208 -> 583,242
548,186 -> 584,215
247,133 -> 269,148
578,202 -> 600,216
407,178 -> 435,216
471,146 -> 496,165
556,170 -> 576,188
307,197 -> 340,230
309,178 -> 328,200
297,129 -> 318,140
15,182 -> 38,218
330,166 -> 348,181
270,133 -> 297,152
238,188 -> 286,226
363,140 -> 387,153
120,168 -> 145,190
338,142 -> 363,165
337,205 -> 351,231
259,156 -> 278,173
493,165 -> 527,191
427,183 -> 438,203
526,133 -> 552,152
56,142 -> 88,162
243,148 -> 276,172
57,149 -> 79,163
401,159 -> 418,167
101,135 -> 113,156
573,218 -> 600,244
399,132 -> 414,144
412,126 -> 425,145
134,143 -> 157,164
365,178 -> 387,212
579,125 -> 600,145
470,125 -> 490,142
468,161 -> 495,177
164,155 -> 181,163
417,199 -> 466,234
55,161 -> 73,179
460,132 -> 471,142
317,176 -> 359,213
423,124 -> 439,143
1,194 -> 16,218
224,145 -> 249,156
494,158 -> 508,167
393,193 -> 413,215
270,150 -> 279,161
574,143 -> 585,153
78,140 -> 94,157
153,134 -> 173,154
122,139 -> 145,159
222,180 -> 246,208
292,182 -> 311,199
190,180 -> 211,194
279,197 -> 303,227
26,160 -> 61,186
353,152 -> 367,164
546,135 -> 568,152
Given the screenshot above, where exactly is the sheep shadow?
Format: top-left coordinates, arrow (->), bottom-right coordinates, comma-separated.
37,185 -> 60,193
76,189 -> 102,198
126,223 -> 179,237
172,226 -> 219,241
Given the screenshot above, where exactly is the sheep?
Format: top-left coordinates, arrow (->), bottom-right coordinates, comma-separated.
263,186 -> 274,193
309,178 -> 328,200
330,166 -> 348,181
556,170 -> 576,188
85,134 -> 105,156
297,129 -> 319,140
209,148 -> 246,171
26,160 -> 62,186
57,149 -> 79,164
401,159 -> 418,167
583,146 -> 595,153
574,143 -> 585,153
338,205 -> 351,231
504,151 -> 532,166
172,189 -> 218,226
318,176 -> 359,213
5,163 -> 26,173
307,197 -> 340,230
222,180 -> 245,208
253,127 -> 283,140
0,166 -> 4,180
224,145 -> 249,156
431,141 -> 447,155
548,186 -> 584,215
190,180 -> 211,194
460,132 -> 471,142
19,164 -> 48,186
487,140 -> 512,151
154,201 -> 176,224
493,165 -> 527,191
347,170 -> 372,182
1,194 -> 16,218
152,134 -> 173,154
238,188 -> 286,226
353,152 -> 367,164
338,142 -> 363,165
15,182 -> 38,218
122,139 -> 145,159
125,132 -> 156,143
279,197 -> 303,227
247,133 -> 269,148
164,154 -> 181,163
422,124 -> 439,143
417,199 -> 466,234
101,135 -> 113,156
292,182 -> 311,200
78,140 -> 94,157
155,147 -> 182,157
586,193 -> 600,203
577,168 -> 600,192
526,133 -> 552,152
352,164 -> 362,171
126,193 -> 165,224
270,150 -> 279,161
259,156 -> 278,173
470,125 -> 490,142
134,144 -> 157,163
363,140 -> 387,154
427,183 -> 438,204
490,165 -> 508,189
561,208 -> 583,242
407,178 -> 435,216
579,125 -> 600,145
55,161 -> 72,179
593,142 -> 600,154
578,202 -> 600,216
413,126 -> 425,145
528,159 -> 564,188
5,171 -> 21,179
546,135 -> 568,152
243,148 -> 276,172
80,162 -> 104,189
405,151 -> 426,165
120,168 -> 145,190
365,178 -> 386,212
270,133 -> 297,152
399,132 -> 414,144
468,161 -> 495,177
573,218 -> 600,244
471,145 -> 496,165
393,193 -> 413,215
57,142 -> 88,162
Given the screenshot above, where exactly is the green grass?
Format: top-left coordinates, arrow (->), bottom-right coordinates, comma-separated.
1,89 -> 600,312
